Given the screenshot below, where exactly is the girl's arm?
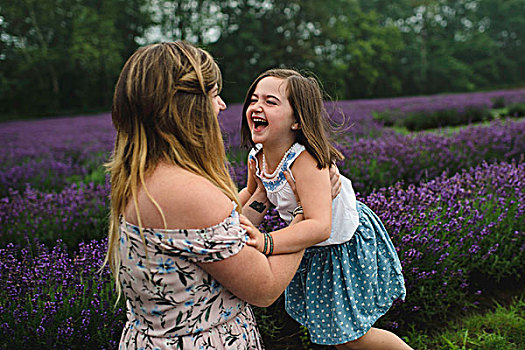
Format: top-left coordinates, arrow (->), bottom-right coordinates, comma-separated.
239,158 -> 258,206
242,190 -> 270,226
241,159 -> 271,226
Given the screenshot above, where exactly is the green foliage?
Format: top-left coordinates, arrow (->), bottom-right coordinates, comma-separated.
404,297 -> 525,349
491,97 -> 506,109
359,0 -> 525,96
404,107 -> 492,131
0,0 -> 151,115
2,0 -> 525,115
507,103 -> 525,118
375,107 -> 493,131
209,0 -> 405,103
67,166 -> 108,187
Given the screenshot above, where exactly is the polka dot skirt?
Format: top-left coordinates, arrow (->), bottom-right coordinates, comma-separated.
285,201 -> 406,345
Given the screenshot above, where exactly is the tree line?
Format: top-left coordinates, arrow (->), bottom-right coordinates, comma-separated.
0,0 -> 523,116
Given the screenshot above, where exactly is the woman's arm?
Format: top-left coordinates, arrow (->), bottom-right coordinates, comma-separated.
200,215 -> 304,307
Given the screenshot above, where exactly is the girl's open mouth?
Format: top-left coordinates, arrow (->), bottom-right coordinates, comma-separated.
252,117 -> 268,132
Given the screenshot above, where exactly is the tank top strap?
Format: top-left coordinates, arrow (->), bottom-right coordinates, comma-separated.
248,143 -> 263,160
248,142 -> 305,185
282,143 -> 306,180
248,143 -> 263,177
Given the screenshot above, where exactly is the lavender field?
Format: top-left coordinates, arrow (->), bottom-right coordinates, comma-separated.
1,89 -> 525,348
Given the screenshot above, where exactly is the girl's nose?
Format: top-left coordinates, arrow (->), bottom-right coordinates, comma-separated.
252,101 -> 263,111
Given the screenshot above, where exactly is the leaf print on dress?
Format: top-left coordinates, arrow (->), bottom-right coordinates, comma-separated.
118,207 -> 264,349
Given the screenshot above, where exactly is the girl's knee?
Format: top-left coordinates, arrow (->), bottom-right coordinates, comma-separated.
334,332 -> 370,350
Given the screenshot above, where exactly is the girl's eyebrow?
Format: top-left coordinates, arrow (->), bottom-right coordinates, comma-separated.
251,92 -> 281,102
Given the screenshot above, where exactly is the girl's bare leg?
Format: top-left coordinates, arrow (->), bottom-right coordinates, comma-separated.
334,327 -> 412,350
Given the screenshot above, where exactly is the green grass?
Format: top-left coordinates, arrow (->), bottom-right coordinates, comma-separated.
380,106 -> 525,135
405,296 -> 525,349
401,115 -> 525,137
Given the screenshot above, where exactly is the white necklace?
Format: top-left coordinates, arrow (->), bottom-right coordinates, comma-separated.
262,143 -> 295,179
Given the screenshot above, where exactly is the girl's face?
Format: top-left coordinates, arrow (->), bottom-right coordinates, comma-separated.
209,84 -> 227,116
245,77 -> 298,148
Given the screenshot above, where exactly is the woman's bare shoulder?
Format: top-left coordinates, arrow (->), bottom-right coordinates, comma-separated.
130,164 -> 233,229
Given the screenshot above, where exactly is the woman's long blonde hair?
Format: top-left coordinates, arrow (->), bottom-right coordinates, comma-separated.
104,41 -> 239,297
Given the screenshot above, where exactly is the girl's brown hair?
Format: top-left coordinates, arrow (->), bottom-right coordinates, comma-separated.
104,41 -> 239,299
240,69 -> 343,169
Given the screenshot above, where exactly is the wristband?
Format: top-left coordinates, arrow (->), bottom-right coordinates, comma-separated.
262,232 -> 268,255
292,205 -> 303,217
265,233 -> 274,256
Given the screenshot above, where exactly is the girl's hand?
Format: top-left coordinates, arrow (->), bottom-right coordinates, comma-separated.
329,163 -> 341,200
240,214 -> 265,253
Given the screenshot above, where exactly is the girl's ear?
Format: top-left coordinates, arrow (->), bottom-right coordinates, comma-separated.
291,121 -> 301,130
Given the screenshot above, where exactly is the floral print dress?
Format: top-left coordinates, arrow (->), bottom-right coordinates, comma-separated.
118,205 -> 264,349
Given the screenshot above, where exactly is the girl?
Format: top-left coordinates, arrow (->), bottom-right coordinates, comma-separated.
238,69 -> 411,349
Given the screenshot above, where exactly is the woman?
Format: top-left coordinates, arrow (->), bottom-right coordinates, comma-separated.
104,41 -> 305,349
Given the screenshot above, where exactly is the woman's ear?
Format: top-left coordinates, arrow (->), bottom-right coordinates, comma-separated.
291,121 -> 300,130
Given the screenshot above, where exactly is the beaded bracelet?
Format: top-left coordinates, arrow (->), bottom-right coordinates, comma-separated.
262,232 -> 268,255
292,205 -> 304,217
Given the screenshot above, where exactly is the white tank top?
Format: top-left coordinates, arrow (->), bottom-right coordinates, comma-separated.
249,143 -> 360,246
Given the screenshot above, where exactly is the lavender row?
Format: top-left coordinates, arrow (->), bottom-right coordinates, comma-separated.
1,120 -> 522,251
332,88 -> 525,123
0,113 -> 114,196
2,120 -> 521,250
221,88 -> 525,146
2,89 -> 524,196
1,159 -> 521,347
0,182 -> 109,248
0,239 -> 124,349
336,118 -> 525,195
230,118 -> 525,195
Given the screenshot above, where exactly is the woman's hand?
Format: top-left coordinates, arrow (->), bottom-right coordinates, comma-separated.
284,163 -> 340,205
283,170 -> 301,205
240,214 -> 265,253
329,163 -> 341,200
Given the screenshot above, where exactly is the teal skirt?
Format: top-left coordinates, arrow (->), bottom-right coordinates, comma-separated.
285,201 -> 406,345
